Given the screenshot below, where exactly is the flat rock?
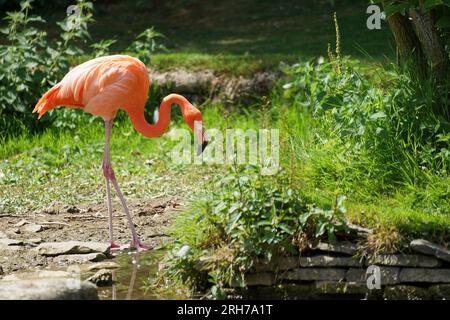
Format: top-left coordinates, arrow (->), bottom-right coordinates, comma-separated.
0,231 -> 7,239
347,223 -> 373,238
299,255 -> 360,267
410,239 -> 450,263
253,257 -> 299,272
0,238 -> 23,246
22,224 -> 45,233
53,253 -> 107,264
244,273 -> 275,287
280,268 -> 347,281
87,269 -> 113,287
311,241 -> 358,255
368,254 -> 442,267
14,219 -> 29,228
346,267 -> 400,285
399,268 -> 450,283
6,228 -> 20,236
84,261 -> 120,272
26,238 -> 43,245
2,270 -> 71,281
37,241 -> 110,256
0,278 -> 98,300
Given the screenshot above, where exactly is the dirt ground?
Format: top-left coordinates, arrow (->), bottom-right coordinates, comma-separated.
0,196 -> 183,276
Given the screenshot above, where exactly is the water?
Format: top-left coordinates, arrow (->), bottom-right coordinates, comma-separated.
97,249 -> 187,300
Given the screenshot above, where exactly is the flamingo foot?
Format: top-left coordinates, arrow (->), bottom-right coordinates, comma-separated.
131,239 -> 153,252
109,242 -> 131,253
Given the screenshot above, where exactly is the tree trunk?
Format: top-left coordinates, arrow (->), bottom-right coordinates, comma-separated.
408,6 -> 448,80
383,9 -> 426,75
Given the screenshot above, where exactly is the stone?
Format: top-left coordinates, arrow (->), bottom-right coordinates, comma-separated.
383,285 -> 433,300
26,238 -> 43,245
53,253 -> 107,264
410,239 -> 450,263
244,273 -> 275,287
253,257 -> 299,272
22,224 -> 45,233
0,278 -> 98,300
2,270 -> 71,281
280,268 -> 347,281
346,267 -> 400,285
6,228 -> 20,236
0,245 -> 22,252
368,254 -> 442,267
152,69 -> 215,94
37,241 -> 110,256
347,223 -> 373,238
399,268 -> 450,283
175,245 -> 190,258
87,269 -> 113,287
14,219 -> 29,227
0,238 -> 23,246
0,231 -> 7,238
299,255 -> 360,267
85,261 -> 120,272
311,241 -> 358,255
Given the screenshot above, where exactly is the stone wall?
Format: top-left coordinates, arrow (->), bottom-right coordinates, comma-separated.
236,239 -> 450,300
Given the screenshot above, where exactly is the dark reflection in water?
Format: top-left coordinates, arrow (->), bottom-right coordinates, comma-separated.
98,249 -> 187,300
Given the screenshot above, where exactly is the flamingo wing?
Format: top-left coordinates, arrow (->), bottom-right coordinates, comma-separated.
33,55 -> 149,120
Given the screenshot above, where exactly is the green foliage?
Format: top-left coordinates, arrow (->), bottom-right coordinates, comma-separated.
161,165 -> 348,297
0,0 -> 168,138
0,0 -> 93,138
282,58 -> 450,196
90,39 -> 117,58
126,27 -> 167,65
381,0 -> 450,52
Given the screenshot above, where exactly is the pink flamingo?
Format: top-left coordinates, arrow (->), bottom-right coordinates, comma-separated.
34,55 -> 208,252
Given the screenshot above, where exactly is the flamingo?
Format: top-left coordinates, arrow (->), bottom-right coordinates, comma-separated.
33,55 -> 208,252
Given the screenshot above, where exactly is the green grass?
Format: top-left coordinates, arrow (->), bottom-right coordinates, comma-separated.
0,101 -> 265,214
0,110 -> 210,213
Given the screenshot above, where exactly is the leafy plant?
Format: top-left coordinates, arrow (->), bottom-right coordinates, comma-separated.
160,165 -> 349,297
126,27 -> 167,65
90,39 -> 117,58
0,0 -> 93,137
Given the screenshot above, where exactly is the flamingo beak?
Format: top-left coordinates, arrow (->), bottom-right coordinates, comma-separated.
199,139 -> 209,155
196,123 -> 208,156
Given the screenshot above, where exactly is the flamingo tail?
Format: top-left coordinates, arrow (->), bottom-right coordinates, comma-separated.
33,84 -> 63,119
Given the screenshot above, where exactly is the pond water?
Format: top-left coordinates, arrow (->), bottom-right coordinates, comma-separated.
97,249 -> 188,300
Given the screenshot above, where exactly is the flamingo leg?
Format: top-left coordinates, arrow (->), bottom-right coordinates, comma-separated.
103,120 -> 120,251
102,120 -> 152,252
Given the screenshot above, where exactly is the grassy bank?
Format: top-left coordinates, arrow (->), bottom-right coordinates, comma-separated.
1,0 -> 449,299
10,0 -> 395,75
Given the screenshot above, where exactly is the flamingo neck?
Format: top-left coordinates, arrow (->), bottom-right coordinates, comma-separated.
129,94 -> 191,138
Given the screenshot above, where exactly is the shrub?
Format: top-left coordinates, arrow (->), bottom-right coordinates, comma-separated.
0,0 -> 93,138
282,58 -> 450,193
0,0 -> 168,138
159,165 -> 348,297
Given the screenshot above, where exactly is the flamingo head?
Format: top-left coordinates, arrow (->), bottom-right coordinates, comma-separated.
187,109 -> 208,156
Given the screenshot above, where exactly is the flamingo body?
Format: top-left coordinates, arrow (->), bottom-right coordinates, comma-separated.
34,55 -> 149,121
33,55 -> 207,252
